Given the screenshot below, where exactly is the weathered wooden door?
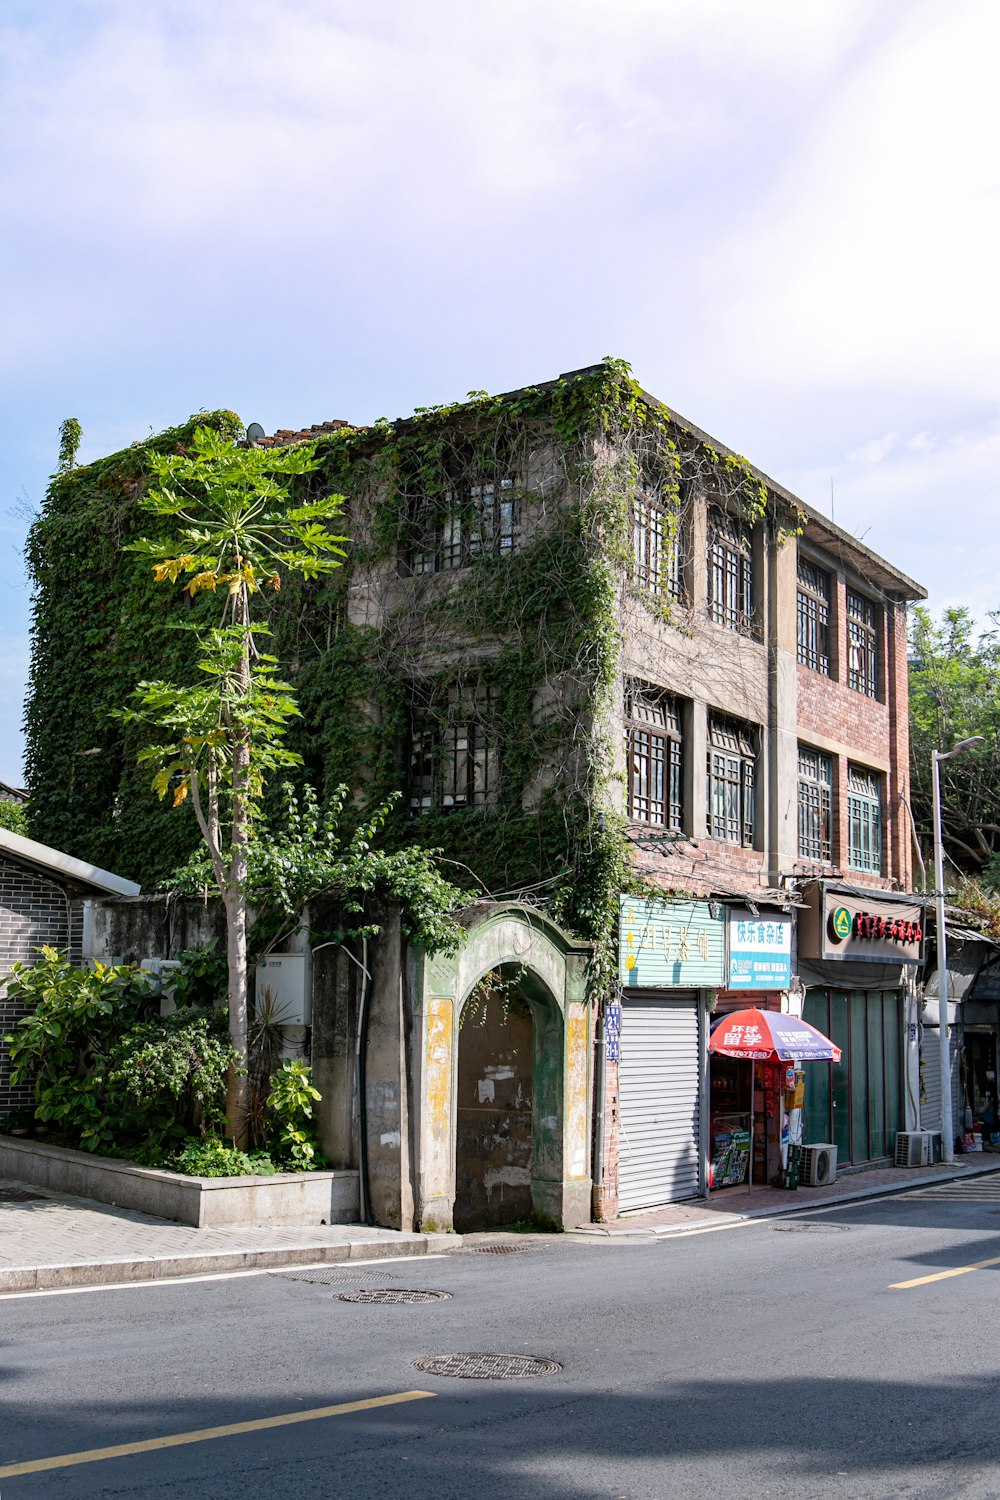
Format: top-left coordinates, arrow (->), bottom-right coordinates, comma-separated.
454,990 -> 533,1231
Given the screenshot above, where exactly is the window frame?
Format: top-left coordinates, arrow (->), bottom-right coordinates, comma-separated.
707,715 -> 756,847
796,556 -> 831,675
408,685 -> 500,814
797,744 -> 833,863
847,589 -> 879,698
708,509 -> 754,634
632,479 -> 683,604
847,764 -> 882,873
410,477 -> 519,574
623,683 -> 683,829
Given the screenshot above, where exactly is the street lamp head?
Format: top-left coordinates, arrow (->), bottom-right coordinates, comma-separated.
937,736 -> 986,762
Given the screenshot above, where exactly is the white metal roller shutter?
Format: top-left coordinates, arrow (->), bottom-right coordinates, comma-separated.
920,1028 -> 962,1142
618,993 -> 701,1211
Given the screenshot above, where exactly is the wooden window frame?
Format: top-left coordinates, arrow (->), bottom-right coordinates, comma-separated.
796,556 -> 831,675
632,481 -> 683,603
624,683 -> 683,829
797,744 -> 833,862
708,509 -> 754,634
707,715 -> 756,847
409,685 -> 500,814
847,589 -> 879,698
847,764 -> 882,873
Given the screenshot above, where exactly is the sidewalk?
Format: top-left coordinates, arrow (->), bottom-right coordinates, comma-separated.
0,1180 -> 457,1293
569,1156 -> 1000,1240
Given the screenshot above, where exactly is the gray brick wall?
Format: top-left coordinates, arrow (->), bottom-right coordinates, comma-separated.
0,856 -> 70,1113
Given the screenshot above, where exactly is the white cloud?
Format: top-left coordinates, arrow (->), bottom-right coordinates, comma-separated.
708,0 -> 1000,402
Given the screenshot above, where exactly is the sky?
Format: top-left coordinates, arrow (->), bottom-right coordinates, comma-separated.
1,0 -> 998,787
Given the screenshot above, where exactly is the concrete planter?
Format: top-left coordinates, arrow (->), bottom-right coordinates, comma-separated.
0,1136 -> 360,1229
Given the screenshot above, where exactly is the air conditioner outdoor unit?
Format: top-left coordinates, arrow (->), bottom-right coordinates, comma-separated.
800,1143 -> 838,1187
895,1130 -> 932,1167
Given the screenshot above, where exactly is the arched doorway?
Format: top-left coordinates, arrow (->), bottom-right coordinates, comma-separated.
454,978 -> 534,1231
415,904 -> 594,1233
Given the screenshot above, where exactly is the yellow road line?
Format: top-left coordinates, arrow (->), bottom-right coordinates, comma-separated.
891,1254 -> 1000,1289
0,1390 -> 436,1479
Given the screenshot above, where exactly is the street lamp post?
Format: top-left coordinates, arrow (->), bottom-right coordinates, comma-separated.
932,736 -> 985,1163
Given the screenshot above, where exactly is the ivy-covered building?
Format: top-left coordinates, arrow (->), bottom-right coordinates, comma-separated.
23,360 -> 928,1228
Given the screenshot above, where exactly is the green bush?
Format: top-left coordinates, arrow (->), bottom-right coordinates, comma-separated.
0,799 -> 28,836
2,948 -> 235,1154
168,1138 -> 277,1178
267,1059 -> 325,1170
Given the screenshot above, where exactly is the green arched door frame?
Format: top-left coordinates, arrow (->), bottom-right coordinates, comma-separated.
413,904 -> 593,1232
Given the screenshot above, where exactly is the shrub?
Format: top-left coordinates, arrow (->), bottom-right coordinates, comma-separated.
168,1138 -> 277,1178
267,1059 -> 325,1170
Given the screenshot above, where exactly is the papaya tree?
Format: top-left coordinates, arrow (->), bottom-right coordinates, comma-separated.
124,426 -> 345,1143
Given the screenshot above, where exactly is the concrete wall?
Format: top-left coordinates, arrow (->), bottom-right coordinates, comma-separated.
0,1136 -> 359,1227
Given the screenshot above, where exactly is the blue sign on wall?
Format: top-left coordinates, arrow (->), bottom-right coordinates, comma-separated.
727,911 -> 792,990
619,897 -> 726,988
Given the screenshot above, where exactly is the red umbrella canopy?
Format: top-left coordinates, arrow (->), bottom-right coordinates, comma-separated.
709,1007 -> 842,1063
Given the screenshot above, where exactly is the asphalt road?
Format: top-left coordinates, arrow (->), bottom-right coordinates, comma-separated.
5,1175 -> 1000,1500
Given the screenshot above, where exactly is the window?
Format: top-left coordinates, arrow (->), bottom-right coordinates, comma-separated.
707,716 -> 756,846
848,765 -> 882,873
409,685 -> 499,813
632,481 -> 683,602
798,746 -> 832,862
624,683 -> 683,828
847,590 -> 879,697
797,557 -> 830,674
411,478 -> 519,573
708,510 -> 754,632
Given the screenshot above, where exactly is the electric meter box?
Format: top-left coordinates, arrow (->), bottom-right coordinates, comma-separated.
255,954 -> 310,1026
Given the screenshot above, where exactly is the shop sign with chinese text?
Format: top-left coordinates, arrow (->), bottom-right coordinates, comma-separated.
727,911 -> 792,990
797,884 -> 924,964
619,897 -> 725,987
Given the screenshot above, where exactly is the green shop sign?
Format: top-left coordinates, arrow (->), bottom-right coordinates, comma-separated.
619,897 -> 726,988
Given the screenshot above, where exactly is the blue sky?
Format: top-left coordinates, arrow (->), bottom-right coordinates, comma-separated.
2,0 -> 998,786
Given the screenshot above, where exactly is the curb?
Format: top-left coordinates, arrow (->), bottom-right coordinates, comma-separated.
567,1159 -> 1000,1242
0,1230 -> 461,1293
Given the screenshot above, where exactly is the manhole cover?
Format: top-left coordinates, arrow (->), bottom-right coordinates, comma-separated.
462,1243 -> 536,1255
339,1288 -> 450,1305
272,1268 -> 400,1286
772,1222 -> 852,1233
0,1187 -> 43,1204
413,1353 -> 561,1380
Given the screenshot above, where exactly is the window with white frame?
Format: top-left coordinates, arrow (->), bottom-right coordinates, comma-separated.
798,745 -> 833,862
409,685 -> 500,813
847,590 -> 879,697
797,556 -> 831,674
624,683 -> 683,829
708,509 -> 754,632
847,764 -> 882,873
707,715 -> 756,846
632,480 -> 683,603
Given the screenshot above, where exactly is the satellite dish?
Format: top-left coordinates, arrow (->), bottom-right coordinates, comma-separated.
245,422 -> 265,445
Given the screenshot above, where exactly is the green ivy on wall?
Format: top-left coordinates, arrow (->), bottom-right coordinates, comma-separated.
25,361 -> 789,999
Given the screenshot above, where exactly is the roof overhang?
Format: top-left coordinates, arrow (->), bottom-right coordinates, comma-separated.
0,827 -> 140,897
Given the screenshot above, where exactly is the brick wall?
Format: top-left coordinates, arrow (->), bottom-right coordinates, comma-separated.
0,857 -> 71,1113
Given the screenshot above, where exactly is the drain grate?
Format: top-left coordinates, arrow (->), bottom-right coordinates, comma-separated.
339,1288 -> 450,1305
272,1268 -> 401,1286
462,1243 -> 539,1256
414,1353 -> 561,1380
772,1222 -> 852,1233
0,1187 -> 44,1204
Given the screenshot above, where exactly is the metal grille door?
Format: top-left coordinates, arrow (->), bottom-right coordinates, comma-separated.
618,993 -> 702,1211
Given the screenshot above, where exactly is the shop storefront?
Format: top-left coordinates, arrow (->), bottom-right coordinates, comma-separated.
797,882 -> 922,1167
617,897 -> 725,1209
709,909 -> 794,1189
921,931 -> 999,1152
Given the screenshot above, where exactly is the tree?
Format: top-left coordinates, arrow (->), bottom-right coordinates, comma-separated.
124,426 -> 346,1143
909,605 -> 1000,879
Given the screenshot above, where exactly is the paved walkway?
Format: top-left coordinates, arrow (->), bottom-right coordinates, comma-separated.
570,1155 -> 1000,1239
0,1180 -> 455,1292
